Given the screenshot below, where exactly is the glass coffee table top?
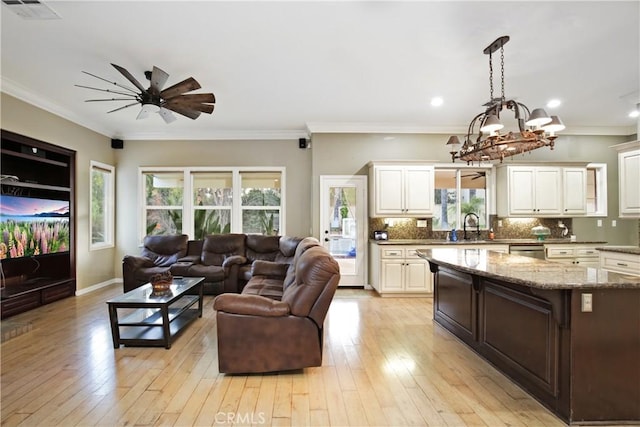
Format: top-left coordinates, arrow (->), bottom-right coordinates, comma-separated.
107,277 -> 205,304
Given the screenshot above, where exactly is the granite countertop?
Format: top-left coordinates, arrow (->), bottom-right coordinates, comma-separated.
416,248 -> 640,290
372,239 -> 607,246
595,246 -> 640,255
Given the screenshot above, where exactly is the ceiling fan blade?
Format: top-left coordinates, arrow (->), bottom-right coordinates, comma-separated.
76,84 -> 138,98
85,98 -> 139,102
160,77 -> 201,99
106,102 -> 141,113
166,93 -> 215,104
150,66 -> 169,95
164,100 -> 214,114
163,103 -> 201,120
81,71 -> 140,95
111,63 -> 146,93
159,107 -> 177,124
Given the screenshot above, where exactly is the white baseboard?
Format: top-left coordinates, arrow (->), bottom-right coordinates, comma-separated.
76,278 -> 121,296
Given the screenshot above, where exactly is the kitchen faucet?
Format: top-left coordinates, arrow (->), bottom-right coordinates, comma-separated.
463,212 -> 480,240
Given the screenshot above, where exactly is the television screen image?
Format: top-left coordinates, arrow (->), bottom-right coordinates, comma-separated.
0,194 -> 70,259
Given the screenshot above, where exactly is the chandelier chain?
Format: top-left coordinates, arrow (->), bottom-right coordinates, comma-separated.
500,44 -> 505,100
488,51 -> 494,101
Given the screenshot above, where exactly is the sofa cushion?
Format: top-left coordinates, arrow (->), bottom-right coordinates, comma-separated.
186,264 -> 225,282
242,277 -> 285,300
245,235 -> 280,262
283,237 -> 320,291
281,246 -> 340,318
141,234 -> 189,267
201,233 -> 246,266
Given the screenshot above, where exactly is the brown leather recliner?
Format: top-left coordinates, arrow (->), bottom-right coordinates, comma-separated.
122,234 -> 189,292
213,241 -> 340,374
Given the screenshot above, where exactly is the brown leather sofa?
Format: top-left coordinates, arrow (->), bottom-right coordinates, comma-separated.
213,237 -> 340,374
122,233 -> 304,294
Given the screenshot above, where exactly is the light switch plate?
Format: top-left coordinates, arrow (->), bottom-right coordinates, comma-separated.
581,293 -> 593,312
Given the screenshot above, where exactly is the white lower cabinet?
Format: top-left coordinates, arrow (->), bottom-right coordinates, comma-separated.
599,251 -> 640,276
544,244 -> 600,268
369,243 -> 509,296
370,244 -> 432,295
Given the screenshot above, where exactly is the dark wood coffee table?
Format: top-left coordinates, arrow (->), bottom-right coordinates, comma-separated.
106,277 -> 205,349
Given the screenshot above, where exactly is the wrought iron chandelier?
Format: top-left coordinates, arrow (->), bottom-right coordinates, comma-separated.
447,36 -> 565,163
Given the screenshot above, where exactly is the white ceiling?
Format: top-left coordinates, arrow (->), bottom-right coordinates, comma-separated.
1,1 -> 638,141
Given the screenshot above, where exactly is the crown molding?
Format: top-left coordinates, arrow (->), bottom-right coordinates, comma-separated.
122,129 -> 309,141
305,122 -> 637,137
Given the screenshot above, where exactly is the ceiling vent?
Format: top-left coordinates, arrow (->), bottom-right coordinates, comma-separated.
2,0 -> 60,20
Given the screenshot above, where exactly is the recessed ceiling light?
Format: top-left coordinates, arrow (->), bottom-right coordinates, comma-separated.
431,97 -> 443,107
629,110 -> 640,118
546,99 -> 561,108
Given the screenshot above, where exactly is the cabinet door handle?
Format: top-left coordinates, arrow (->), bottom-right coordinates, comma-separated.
559,251 -> 569,254
616,262 -> 629,267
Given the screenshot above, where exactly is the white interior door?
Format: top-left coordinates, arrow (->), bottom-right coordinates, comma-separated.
319,175 -> 367,286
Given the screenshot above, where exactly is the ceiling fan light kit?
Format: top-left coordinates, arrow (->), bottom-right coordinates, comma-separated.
446,35 -> 564,164
76,63 -> 215,124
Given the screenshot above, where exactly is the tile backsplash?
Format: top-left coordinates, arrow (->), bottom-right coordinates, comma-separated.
369,216 -> 573,240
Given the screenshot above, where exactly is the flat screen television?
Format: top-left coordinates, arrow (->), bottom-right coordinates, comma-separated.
0,194 -> 70,259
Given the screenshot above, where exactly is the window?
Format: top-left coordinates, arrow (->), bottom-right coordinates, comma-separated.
90,161 -> 115,249
192,172 -> 232,238
140,167 -> 285,240
143,171 -> 184,235
241,172 -> 282,235
433,167 -> 489,231
586,163 -> 607,216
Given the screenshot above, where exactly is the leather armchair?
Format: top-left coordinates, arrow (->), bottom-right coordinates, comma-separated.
213,244 -> 340,373
122,234 -> 189,292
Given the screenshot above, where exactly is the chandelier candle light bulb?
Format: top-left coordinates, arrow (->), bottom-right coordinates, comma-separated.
446,36 -> 564,164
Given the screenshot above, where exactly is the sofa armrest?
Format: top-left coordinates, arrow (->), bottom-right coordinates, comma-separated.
222,255 -> 247,267
251,260 -> 289,279
213,294 -> 290,317
123,255 -> 155,269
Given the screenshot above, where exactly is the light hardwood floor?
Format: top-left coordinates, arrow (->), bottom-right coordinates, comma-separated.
1,285 -> 569,427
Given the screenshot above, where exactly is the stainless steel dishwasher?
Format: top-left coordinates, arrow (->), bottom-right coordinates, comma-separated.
509,244 -> 545,259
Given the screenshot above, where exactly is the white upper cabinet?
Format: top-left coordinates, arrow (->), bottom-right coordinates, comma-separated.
613,141 -> 640,218
562,167 -> 588,215
497,165 -> 589,217
369,162 -> 434,217
498,166 -> 562,216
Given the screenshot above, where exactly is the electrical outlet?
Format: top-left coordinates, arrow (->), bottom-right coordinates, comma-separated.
612,220 -> 617,227
416,219 -> 427,228
581,293 -> 593,312
597,219 -> 602,227
498,220 -> 503,227
558,220 -> 564,227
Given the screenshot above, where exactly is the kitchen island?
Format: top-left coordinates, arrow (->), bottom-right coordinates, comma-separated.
417,248 -> 640,425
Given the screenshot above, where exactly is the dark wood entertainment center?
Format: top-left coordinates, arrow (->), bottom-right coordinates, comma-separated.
1,129 -> 76,319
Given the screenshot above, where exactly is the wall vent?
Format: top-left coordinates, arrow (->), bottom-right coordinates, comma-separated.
2,0 -> 60,20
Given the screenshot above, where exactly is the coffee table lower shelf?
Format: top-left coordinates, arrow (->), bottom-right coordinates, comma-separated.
117,307 -> 200,348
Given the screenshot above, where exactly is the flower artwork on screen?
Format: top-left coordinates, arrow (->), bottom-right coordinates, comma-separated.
0,194 -> 70,259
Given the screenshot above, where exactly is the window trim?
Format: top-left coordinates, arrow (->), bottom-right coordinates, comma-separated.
586,163 -> 608,217
90,160 -> 115,250
433,163 -> 494,231
139,166 -> 286,241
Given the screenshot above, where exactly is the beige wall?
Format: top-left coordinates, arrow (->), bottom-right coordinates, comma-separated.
2,94 -> 638,290
1,94 -> 116,292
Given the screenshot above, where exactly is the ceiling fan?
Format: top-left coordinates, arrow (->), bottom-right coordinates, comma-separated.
76,63 -> 215,123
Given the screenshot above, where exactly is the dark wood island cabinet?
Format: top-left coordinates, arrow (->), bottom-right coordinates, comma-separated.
418,248 -> 640,425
